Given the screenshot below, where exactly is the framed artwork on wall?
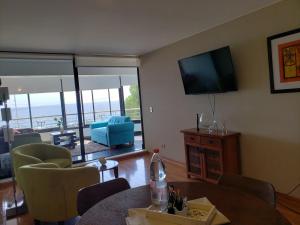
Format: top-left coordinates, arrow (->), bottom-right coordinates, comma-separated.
267,28 -> 300,93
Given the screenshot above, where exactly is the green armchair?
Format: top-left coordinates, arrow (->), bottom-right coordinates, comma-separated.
18,163 -> 99,223
12,143 -> 72,188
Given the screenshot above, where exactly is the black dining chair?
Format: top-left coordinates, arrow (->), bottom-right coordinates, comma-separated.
218,174 -> 276,208
77,178 -> 131,216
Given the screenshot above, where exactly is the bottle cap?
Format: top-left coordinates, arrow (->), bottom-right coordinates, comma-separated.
153,148 -> 159,153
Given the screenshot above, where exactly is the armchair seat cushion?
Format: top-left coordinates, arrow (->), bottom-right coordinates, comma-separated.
44,158 -> 71,168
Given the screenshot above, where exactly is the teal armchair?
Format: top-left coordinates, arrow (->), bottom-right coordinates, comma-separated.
90,116 -> 134,147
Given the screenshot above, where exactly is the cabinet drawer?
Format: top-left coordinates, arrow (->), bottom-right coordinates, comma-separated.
200,137 -> 222,149
184,134 -> 200,145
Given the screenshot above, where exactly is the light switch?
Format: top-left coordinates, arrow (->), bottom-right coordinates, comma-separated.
149,106 -> 153,113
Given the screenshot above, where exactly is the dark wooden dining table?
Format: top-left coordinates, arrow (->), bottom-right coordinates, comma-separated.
77,181 -> 291,225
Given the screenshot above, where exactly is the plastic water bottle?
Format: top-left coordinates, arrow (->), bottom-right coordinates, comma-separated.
150,148 -> 168,210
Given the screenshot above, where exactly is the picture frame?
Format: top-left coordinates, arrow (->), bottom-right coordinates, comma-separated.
267,27 -> 300,93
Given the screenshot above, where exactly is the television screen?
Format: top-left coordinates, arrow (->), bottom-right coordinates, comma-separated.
178,46 -> 237,94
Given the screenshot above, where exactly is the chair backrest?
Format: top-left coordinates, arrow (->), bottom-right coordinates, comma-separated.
77,178 -> 130,216
12,132 -> 42,149
108,116 -> 131,124
218,174 -> 276,207
19,163 -> 99,222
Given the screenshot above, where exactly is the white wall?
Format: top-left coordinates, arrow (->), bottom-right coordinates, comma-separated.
139,0 -> 300,197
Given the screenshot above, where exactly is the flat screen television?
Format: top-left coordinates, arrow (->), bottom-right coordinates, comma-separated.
178,46 -> 237,94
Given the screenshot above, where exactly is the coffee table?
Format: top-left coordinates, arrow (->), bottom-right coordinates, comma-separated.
50,130 -> 77,149
86,160 -> 119,182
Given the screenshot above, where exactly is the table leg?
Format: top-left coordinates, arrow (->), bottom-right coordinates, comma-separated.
113,167 -> 119,178
101,171 -> 104,182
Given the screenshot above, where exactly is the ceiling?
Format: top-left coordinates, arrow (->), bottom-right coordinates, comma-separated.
0,0 -> 281,56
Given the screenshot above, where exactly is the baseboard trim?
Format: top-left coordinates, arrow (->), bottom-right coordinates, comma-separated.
277,192 -> 300,215
0,177 -> 13,185
147,149 -> 186,169
74,149 -> 149,167
108,149 -> 149,161
161,156 -> 186,169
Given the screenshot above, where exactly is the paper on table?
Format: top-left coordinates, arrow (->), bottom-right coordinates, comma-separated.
188,198 -> 230,225
126,198 -> 230,225
126,210 -> 174,225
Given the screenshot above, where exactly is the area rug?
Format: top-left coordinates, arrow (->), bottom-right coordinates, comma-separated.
72,140 -> 108,156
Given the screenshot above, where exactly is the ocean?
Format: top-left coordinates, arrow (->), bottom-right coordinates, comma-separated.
1,101 -> 122,129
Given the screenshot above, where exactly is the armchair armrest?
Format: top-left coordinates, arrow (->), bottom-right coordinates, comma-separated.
12,150 -> 44,186
90,121 -> 108,129
107,122 -> 134,133
28,163 -> 59,169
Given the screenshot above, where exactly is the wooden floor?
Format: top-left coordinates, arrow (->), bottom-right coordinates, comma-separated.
1,153 -> 300,225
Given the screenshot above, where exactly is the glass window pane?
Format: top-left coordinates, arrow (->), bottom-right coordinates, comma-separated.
93,89 -> 110,121
62,85 -> 81,160
6,94 -> 31,129
109,88 -> 120,116
82,90 -> 94,125
1,59 -> 84,162
124,85 -> 141,120
30,92 -> 62,129
64,91 -> 78,128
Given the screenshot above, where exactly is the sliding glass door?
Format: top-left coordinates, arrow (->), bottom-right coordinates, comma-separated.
0,57 -> 84,174
77,67 -> 144,159
0,55 -> 144,179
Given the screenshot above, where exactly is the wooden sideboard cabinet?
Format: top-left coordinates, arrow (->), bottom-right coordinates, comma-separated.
181,128 -> 241,183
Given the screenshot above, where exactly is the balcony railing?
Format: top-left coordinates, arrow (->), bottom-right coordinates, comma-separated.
2,108 -> 141,130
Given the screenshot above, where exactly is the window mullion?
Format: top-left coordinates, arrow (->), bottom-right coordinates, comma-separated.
119,86 -> 125,116
91,90 -> 96,122
80,91 -> 85,126
108,89 -> 112,115
27,93 -> 33,129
